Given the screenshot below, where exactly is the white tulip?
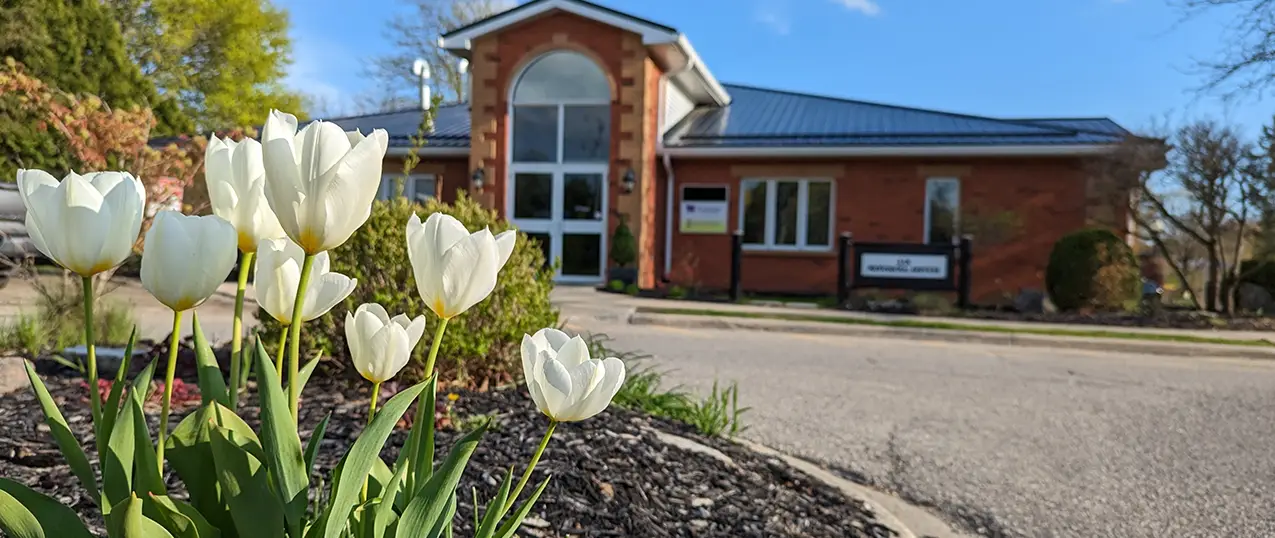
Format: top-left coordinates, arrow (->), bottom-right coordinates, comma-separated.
254,237 -> 357,325
521,328 -> 625,422
17,170 -> 145,276
346,303 -> 426,384
141,211 -> 237,311
406,212 -> 516,320
260,110 -> 388,254
205,135 -> 286,252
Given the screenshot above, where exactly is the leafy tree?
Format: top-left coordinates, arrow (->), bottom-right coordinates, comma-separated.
104,0 -> 304,130
0,0 -> 191,135
370,0 -> 509,105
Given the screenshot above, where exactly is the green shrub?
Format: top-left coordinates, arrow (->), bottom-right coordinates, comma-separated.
610,217 -> 637,267
667,285 -> 687,299
624,283 -> 639,295
258,194 -> 558,387
1045,228 -> 1140,312
608,279 -> 625,292
1231,259 -> 1275,309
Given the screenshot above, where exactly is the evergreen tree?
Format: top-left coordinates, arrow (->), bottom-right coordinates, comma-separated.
0,0 -> 191,135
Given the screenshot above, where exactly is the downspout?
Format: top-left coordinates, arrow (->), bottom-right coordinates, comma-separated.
661,51 -> 696,281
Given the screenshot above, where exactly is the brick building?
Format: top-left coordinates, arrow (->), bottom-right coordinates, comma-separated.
331,0 -> 1132,302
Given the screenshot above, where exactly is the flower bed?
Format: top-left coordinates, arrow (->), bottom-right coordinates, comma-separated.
0,364 -> 893,538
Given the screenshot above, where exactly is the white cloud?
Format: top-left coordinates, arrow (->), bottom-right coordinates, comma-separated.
833,0 -> 882,16
754,6 -> 792,35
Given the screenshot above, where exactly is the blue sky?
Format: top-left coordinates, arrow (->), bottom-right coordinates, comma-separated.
278,0 -> 1272,136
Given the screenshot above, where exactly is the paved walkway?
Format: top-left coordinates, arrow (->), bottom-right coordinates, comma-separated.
553,286 -> 1275,344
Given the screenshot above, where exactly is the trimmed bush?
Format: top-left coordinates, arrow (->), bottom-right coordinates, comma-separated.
608,279 -> 625,292
610,217 -> 637,267
258,194 -> 558,387
1045,228 -> 1140,312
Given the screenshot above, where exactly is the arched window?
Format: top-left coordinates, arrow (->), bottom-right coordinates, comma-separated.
510,51 -> 610,163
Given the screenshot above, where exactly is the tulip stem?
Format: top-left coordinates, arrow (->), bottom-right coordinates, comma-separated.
274,328 -> 287,379
156,309 -> 184,476
421,318 -> 449,377
228,251 -> 254,411
360,381 -> 381,502
80,275 -> 101,426
504,420 -> 557,514
287,253 -> 316,423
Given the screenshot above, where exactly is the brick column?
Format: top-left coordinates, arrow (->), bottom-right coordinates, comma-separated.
469,36 -> 500,209
615,33 -> 657,287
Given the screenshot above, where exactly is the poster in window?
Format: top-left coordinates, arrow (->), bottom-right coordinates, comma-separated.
680,186 -> 728,234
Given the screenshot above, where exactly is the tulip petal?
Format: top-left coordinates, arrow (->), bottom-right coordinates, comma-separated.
59,174 -> 111,275
96,176 -> 144,271
345,310 -> 362,374
494,229 -> 517,268
562,359 -> 600,417
565,357 -> 626,422
404,316 -> 427,349
540,357 -> 573,419
439,229 -> 501,317
314,129 -> 386,251
533,328 -> 572,351
301,273 -> 356,322
555,336 -> 592,369
262,112 -> 304,244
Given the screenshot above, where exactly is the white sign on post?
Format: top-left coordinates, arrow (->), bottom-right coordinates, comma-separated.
859,253 -> 949,280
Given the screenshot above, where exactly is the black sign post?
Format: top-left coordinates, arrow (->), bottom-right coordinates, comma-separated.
836,232 -> 853,306
958,235 -> 973,309
729,229 -> 743,302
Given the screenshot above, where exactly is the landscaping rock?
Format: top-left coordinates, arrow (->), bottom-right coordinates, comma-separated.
0,364 -> 894,538
1013,289 -> 1054,315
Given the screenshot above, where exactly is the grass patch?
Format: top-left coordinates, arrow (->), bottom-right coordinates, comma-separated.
639,307 -> 1275,348
584,333 -> 748,438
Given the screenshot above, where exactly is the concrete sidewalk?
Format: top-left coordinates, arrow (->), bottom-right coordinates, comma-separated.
552,286 -> 1275,359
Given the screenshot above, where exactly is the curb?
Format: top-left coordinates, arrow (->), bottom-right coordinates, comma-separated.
629,311 -> 1275,360
645,427 -> 969,538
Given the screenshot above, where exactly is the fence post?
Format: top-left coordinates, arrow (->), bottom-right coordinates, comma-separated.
837,232 -> 853,306
729,229 -> 743,302
958,235 -> 973,309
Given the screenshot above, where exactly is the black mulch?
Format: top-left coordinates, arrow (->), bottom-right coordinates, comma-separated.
0,359 -> 892,538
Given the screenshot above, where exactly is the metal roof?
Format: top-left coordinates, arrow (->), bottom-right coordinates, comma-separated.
319,85 -> 1126,152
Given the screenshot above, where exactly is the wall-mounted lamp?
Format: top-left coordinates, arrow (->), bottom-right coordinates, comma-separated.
471,168 -> 486,190
621,168 -> 636,194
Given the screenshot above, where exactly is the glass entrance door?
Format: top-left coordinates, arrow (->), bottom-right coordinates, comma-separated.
510,166 -> 607,283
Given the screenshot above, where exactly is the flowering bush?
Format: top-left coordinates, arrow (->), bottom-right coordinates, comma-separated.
4,108 -> 626,538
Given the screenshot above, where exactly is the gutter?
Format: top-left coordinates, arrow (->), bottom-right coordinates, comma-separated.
659,143 -> 1116,158
660,56 -> 697,281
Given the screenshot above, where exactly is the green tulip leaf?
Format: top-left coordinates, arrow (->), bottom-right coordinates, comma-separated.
208,425 -> 285,537
108,494 -> 175,538
396,421 -> 488,537
192,312 -> 229,408
400,374 -> 437,505
371,458 -> 411,538
251,340 -> 308,536
104,388 -> 140,510
101,328 -> 139,443
167,403 -> 262,536
304,411 -> 332,474
296,351 -> 322,396
142,494 -> 221,538
21,360 -> 98,508
318,380 -> 428,538
129,358 -> 158,406
492,476 -> 552,538
0,478 -> 94,538
473,468 -> 514,538
428,493 -> 457,538
128,393 -> 166,498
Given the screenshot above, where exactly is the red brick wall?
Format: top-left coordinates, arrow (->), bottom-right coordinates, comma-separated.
663,157 -> 1097,302
382,157 -> 470,204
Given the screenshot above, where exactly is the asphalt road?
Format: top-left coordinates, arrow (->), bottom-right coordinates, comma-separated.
572,317 -> 1275,538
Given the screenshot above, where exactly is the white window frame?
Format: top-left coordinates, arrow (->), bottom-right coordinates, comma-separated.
737,178 -> 835,251
923,177 -> 961,244
378,173 -> 436,202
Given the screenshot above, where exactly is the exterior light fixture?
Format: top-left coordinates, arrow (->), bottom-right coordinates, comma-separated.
622,168 -> 636,194
471,168 -> 486,190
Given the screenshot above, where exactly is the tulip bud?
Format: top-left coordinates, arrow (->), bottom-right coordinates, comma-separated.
406,212 -> 516,320
205,135 -> 286,252
521,328 -> 625,422
17,170 -> 145,276
140,211 -> 238,311
254,238 -> 357,324
346,303 -> 426,384
260,110 -> 389,254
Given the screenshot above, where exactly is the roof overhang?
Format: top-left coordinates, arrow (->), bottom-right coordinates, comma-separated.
439,0 -> 730,106
659,144 -> 1118,158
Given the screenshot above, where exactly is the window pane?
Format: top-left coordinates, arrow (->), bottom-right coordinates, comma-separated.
513,173 -> 552,219
927,180 -> 959,245
806,182 -> 832,247
562,233 -> 602,277
377,175 -> 395,201
413,176 -> 436,202
774,182 -> 799,246
562,173 -> 602,220
562,105 -> 609,162
512,51 -> 609,103
741,180 -> 768,245
512,106 -> 557,162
